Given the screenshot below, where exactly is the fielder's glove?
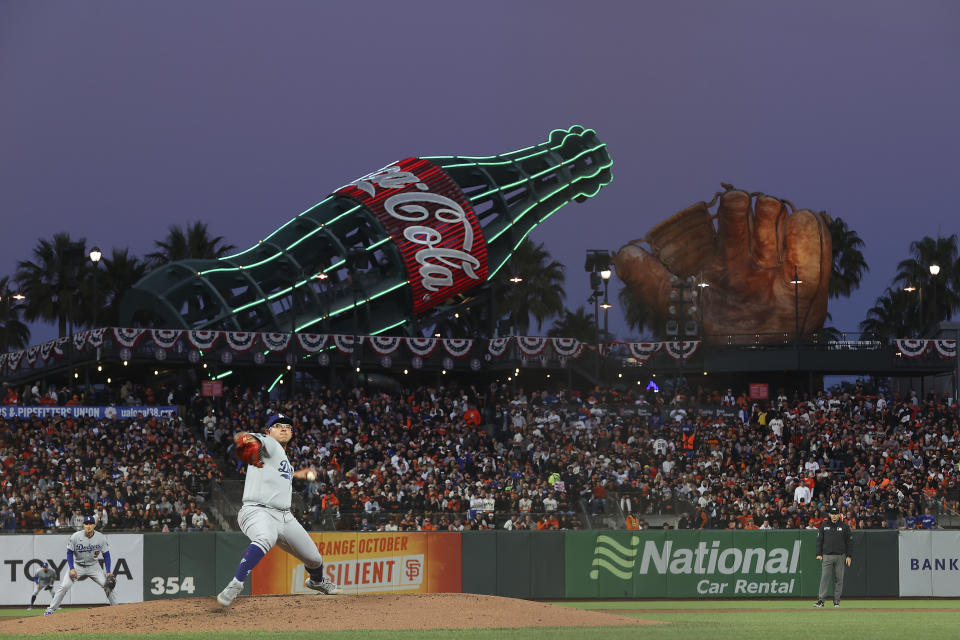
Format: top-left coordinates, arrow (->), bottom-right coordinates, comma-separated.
235,433 -> 264,468
104,575 -> 117,591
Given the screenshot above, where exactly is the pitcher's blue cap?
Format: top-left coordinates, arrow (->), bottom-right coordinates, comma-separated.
266,413 -> 293,431
83,515 -> 96,524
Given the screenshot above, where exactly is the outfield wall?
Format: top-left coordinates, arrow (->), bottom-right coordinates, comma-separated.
0,529 -> 954,603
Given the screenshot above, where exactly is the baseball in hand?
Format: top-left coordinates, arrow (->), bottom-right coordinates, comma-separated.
306,470 -> 317,482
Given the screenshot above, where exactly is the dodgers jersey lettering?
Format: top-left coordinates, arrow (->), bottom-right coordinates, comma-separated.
241,433 -> 294,510
68,530 -> 110,566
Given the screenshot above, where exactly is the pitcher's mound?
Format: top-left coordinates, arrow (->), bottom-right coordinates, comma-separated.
2,593 -> 659,635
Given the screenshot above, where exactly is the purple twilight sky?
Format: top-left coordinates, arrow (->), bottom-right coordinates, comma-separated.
2,1 -> 958,344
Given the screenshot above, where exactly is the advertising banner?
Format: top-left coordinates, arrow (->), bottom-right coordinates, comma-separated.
898,530 -> 960,596
0,534 -> 143,605
251,532 -> 462,595
0,406 -> 177,420
565,530 -> 820,598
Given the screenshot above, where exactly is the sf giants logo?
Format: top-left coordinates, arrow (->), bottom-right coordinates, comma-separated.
404,558 -> 421,581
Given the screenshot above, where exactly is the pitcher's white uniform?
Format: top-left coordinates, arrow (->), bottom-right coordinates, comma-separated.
46,530 -> 118,612
239,433 -> 325,568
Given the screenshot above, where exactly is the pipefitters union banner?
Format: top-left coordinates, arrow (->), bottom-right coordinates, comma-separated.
0,406 -> 177,420
565,530 -> 821,598
251,532 -> 462,595
898,530 -> 960,596
0,534 -> 143,605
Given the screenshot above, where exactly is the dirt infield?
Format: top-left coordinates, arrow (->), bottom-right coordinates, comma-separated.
0,593 -> 658,635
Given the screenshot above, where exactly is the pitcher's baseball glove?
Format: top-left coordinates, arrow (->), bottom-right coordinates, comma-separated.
104,575 -> 117,591
234,433 -> 264,468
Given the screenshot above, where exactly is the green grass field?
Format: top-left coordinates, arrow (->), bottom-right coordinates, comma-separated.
3,599 -> 957,639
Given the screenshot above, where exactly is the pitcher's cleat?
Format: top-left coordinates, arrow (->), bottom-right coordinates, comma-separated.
217,578 -> 244,607
306,578 -> 341,595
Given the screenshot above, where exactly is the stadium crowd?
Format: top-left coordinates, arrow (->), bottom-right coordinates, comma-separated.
2,377 -> 959,533
1,381 -> 220,533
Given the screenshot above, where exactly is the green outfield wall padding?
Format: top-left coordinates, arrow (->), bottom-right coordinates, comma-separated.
530,530 -> 565,599
496,531 -> 532,599
142,533 -> 180,601
860,531 -> 899,597
461,531 -> 497,595
215,532 -> 252,597
178,531 -> 218,598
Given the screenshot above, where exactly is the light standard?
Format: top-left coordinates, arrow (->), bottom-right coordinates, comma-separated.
1,289 -> 26,380
697,274 -> 709,341
929,263 -> 940,335
599,268 -> 612,336
89,247 -> 102,330
585,250 -> 612,384
789,267 -> 803,346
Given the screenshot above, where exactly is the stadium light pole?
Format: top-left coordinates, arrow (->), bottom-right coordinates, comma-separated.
87,247 -> 102,398
929,263 -> 940,336
1,290 -> 26,380
790,267 -> 802,347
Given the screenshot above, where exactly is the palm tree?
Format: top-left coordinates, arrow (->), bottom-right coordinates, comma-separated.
0,276 -> 30,352
548,306 -> 607,343
15,233 -> 88,336
98,249 -> 150,327
618,285 -> 659,338
893,235 -> 960,334
494,240 -> 565,335
859,287 -> 913,340
828,216 -> 869,300
146,222 -> 236,266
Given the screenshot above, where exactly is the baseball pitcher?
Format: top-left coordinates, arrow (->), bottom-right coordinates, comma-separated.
28,562 -> 56,610
44,515 -> 118,615
216,413 -> 340,607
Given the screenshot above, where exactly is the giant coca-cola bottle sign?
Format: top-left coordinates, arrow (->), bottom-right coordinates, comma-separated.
336,158 -> 489,314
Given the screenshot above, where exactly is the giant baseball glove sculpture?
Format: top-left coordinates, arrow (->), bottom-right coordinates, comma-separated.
614,185 -> 832,344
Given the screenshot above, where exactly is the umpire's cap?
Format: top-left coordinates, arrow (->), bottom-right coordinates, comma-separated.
82,514 -> 96,524
265,413 -> 293,431
828,506 -> 840,515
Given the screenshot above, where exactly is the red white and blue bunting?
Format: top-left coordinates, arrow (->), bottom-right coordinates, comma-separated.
4,331 -> 958,375
333,335 -> 357,355
113,328 -> 146,349
150,329 -> 182,350
442,339 -> 473,358
54,337 -> 70,357
935,340 -> 957,358
551,338 -> 584,359
622,341 -> 662,362
405,337 -> 439,357
225,332 -> 258,353
72,332 -> 89,352
517,337 -> 548,358
188,330 -> 220,350
296,333 -> 328,353
369,336 -> 402,356
487,337 -> 512,358
664,341 -> 701,361
895,339 -> 930,359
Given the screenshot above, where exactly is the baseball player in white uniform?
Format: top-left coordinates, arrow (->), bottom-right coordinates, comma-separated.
28,562 -> 56,609
217,413 -> 340,607
45,515 -> 118,615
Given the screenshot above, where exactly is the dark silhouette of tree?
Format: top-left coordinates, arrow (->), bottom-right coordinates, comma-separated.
146,221 -> 236,266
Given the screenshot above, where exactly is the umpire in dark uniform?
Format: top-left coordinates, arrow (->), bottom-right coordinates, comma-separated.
815,505 -> 853,607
